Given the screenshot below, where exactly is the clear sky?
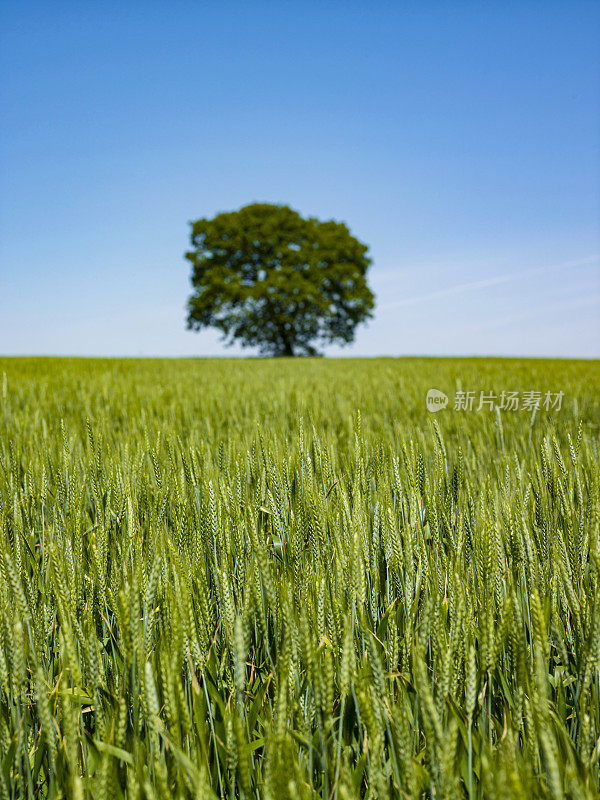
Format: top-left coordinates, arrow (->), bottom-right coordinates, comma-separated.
1,1 -> 599,357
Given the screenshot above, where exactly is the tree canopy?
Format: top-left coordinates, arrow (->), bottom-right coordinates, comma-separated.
185,203 -> 375,356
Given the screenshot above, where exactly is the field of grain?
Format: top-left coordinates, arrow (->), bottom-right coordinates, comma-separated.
0,357 -> 599,799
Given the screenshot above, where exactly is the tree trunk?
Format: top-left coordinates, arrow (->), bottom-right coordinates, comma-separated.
283,340 -> 294,356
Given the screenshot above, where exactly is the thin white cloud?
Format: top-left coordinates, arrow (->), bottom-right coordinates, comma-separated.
378,254 -> 600,310
455,292 -> 600,336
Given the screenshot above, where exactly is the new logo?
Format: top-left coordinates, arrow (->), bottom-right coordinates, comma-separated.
426,389 -> 448,412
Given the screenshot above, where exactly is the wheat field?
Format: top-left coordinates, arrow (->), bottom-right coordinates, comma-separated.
0,357 -> 599,799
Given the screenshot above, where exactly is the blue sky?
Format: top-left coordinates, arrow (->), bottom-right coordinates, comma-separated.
1,1 -> 599,357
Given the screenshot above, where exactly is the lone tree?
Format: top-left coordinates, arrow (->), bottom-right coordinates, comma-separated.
185,203 -> 375,356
